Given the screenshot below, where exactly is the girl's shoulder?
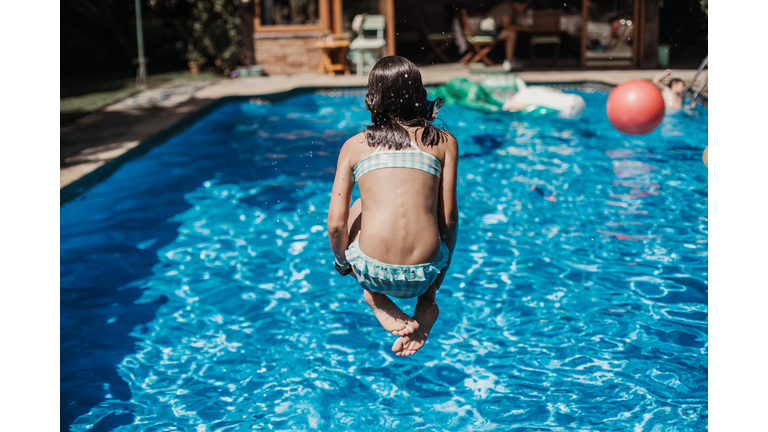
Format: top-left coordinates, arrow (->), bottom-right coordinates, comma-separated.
415,128 -> 458,165
417,127 -> 457,146
439,130 -> 458,147
341,132 -> 373,169
346,131 -> 367,144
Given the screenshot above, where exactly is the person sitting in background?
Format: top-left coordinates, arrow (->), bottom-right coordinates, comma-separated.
652,69 -> 696,109
478,0 -> 531,71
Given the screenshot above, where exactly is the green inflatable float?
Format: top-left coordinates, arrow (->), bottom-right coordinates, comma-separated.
431,76 -> 586,119
431,77 -> 510,113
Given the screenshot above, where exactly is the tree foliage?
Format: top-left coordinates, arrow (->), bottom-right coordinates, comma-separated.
179,0 -> 241,67
62,0 -> 244,76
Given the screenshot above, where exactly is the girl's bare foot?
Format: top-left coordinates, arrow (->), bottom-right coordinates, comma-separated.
392,300 -> 439,356
392,330 -> 427,356
363,290 -> 420,336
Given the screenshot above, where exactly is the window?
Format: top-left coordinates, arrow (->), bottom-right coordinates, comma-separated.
261,0 -> 319,25
255,0 -> 329,32
583,0 -> 637,67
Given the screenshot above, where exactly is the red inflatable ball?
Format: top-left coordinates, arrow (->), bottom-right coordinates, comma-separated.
606,79 -> 665,135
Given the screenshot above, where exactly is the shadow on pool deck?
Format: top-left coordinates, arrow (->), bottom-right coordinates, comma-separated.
61,96 -> 217,188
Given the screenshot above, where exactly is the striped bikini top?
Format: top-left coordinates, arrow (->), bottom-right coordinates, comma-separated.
353,127 -> 442,181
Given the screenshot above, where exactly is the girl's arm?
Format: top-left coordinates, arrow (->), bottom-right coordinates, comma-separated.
438,134 -> 460,271
327,139 -> 356,266
652,69 -> 672,90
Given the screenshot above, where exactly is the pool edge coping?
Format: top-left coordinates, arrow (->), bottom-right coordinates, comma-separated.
60,81 -> 707,206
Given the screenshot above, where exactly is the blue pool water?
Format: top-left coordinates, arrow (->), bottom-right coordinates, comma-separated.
61,87 -> 708,431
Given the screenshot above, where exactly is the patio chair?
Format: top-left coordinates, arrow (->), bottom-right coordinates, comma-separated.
529,10 -> 562,66
416,6 -> 455,64
349,14 -> 386,76
458,8 -> 499,66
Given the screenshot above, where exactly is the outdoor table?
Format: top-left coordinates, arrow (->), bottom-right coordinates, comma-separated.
315,39 -> 351,76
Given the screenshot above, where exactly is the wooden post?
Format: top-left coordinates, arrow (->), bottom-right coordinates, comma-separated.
380,0 -> 396,56
320,0 -> 331,32
633,0 -> 640,67
581,0 -> 588,68
332,0 -> 342,34
635,0 -> 644,68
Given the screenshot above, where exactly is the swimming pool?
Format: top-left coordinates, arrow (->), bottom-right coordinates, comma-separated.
62,86 -> 708,431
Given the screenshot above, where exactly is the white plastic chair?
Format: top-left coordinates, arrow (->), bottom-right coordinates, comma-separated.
349,14 -> 386,76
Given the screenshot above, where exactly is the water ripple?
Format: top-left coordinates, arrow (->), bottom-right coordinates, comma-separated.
65,90 -> 707,431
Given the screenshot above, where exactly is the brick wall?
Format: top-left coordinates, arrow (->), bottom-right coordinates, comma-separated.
254,33 -> 325,75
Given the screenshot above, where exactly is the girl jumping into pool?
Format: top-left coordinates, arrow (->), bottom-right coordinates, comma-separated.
327,56 -> 459,357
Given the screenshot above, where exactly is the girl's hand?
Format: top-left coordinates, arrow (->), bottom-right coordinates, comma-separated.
335,260 -> 353,276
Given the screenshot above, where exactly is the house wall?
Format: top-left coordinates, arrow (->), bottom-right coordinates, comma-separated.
254,32 -> 325,75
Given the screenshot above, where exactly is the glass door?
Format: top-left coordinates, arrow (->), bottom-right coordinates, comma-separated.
581,0 -> 637,67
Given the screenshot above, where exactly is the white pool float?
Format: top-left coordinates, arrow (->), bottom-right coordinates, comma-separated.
502,77 -> 586,120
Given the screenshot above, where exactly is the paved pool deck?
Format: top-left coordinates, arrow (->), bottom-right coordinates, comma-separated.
60,64 -> 708,189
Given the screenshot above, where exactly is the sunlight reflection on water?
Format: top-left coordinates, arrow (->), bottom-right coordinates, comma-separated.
64,89 -> 707,431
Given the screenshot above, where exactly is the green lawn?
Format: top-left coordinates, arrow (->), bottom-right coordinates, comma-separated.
61,70 -> 220,125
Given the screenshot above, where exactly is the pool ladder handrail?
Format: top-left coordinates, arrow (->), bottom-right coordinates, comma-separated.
691,76 -> 708,104
682,56 -> 708,104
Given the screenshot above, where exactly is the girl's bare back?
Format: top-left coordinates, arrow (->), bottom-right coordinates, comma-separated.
348,127 -> 447,265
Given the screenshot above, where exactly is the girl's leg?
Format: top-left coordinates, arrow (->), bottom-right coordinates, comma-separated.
349,198 -> 419,336
347,198 -> 362,244
392,280 -> 441,357
363,290 -> 420,336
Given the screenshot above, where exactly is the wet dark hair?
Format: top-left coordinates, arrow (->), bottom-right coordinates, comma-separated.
668,78 -> 684,88
364,56 -> 447,150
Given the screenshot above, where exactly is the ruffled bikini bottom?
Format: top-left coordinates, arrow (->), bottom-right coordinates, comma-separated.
345,239 -> 449,299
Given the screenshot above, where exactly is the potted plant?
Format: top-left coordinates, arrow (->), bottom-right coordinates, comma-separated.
187,45 -> 206,74
182,1 -> 239,75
